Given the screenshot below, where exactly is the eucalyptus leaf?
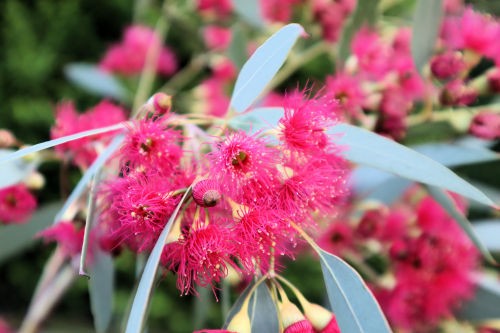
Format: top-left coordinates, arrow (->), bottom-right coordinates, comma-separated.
229,107 -> 284,133
125,187 -> 192,333
338,0 -> 380,66
472,219 -> 500,252
411,0 -> 443,74
0,202 -> 62,264
0,123 -> 125,166
224,280 -> 254,328
318,248 -> 392,333
232,0 -> 265,29
0,148 -> 38,188
230,23 -> 304,112
459,273 -> 500,321
328,124 -> 497,207
89,250 -> 114,333
426,186 -> 495,263
65,63 -> 129,102
249,283 -> 279,333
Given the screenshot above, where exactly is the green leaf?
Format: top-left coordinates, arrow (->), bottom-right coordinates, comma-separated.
0,148 -> 38,188
427,186 -> 495,263
328,124 -> 497,207
228,24 -> 249,69
232,0 -> 265,29
0,202 -> 62,264
458,273 -> 500,321
0,123 -> 126,166
411,0 -> 443,74
473,219 -> 500,252
230,23 -> 304,112
64,63 -> 129,102
318,248 -> 392,333
249,283 -> 279,333
89,250 -> 114,333
125,187 -> 192,333
338,0 -> 380,66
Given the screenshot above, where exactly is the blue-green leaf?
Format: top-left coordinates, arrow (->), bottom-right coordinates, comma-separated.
473,219 -> 500,252
328,124 -> 497,207
232,0 -> 265,29
65,63 -> 129,102
426,186 -> 495,263
459,273 -> 500,321
0,202 -> 62,264
338,0 -> 380,66
249,283 -> 279,333
0,149 -> 38,188
411,0 -> 443,73
0,123 -> 125,166
229,107 -> 284,133
230,24 -> 304,112
318,248 -> 392,333
223,280 -> 254,329
125,187 -> 192,333
89,249 -> 114,333
54,135 -> 124,224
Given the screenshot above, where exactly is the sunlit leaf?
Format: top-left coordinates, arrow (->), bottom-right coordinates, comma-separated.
232,0 -> 265,29
318,248 -> 392,333
0,202 -> 62,264
411,0 -> 443,73
0,149 -> 38,188
0,123 -> 126,166
230,24 -> 304,112
338,0 -> 380,66
426,185 -> 495,263
65,63 -> 129,102
328,124 -> 497,207
473,219 -> 500,252
89,249 -> 114,333
125,187 -> 192,333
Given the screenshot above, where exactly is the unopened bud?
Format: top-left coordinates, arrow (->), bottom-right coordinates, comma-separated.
152,93 -> 172,115
23,172 -> 45,190
193,179 -> 221,207
303,303 -> 340,333
0,129 -> 16,148
226,306 -> 251,333
279,301 -> 313,333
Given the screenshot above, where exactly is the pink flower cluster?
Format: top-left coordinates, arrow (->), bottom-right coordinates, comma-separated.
318,189 -> 479,332
97,91 -> 349,295
0,184 -> 37,224
100,25 -> 178,76
51,100 -> 127,169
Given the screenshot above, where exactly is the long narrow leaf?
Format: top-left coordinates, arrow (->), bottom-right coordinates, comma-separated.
0,123 -> 126,165
0,149 -> 38,188
54,135 -> 125,224
318,248 -> 392,333
473,219 -> 500,252
249,283 -> 279,333
411,0 -> 443,74
426,186 -> 495,263
459,273 -> 500,321
230,24 -> 304,112
89,250 -> 115,333
328,124 -> 497,207
125,187 -> 192,333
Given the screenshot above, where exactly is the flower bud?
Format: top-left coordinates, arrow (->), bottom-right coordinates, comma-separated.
193,179 -> 222,207
279,301 -> 314,333
152,92 -> 172,115
302,303 -> 340,333
469,111 -> 500,140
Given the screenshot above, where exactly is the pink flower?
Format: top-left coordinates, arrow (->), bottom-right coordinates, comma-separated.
196,0 -> 233,19
100,25 -> 178,76
469,111 -> 500,140
352,28 -> 390,79
197,77 -> 231,117
0,318 -> 12,333
326,73 -> 365,120
121,118 -> 183,173
38,221 -> 88,259
51,100 -> 127,168
0,184 -> 37,224
317,222 -> 354,255
260,0 -> 300,23
439,79 -> 477,106
430,51 -> 466,80
162,219 -> 239,295
203,26 -> 232,50
459,8 -> 500,58
312,0 -> 355,42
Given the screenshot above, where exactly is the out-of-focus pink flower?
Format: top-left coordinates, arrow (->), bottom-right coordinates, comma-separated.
51,100 -> 127,169
352,28 -> 390,79
203,26 -> 232,50
430,51 -> 466,80
0,318 -> 12,333
0,184 -> 37,224
196,0 -> 233,19
38,221 -> 87,259
469,111 -> 500,140
459,8 -> 500,58
193,330 -> 236,333
312,0 -> 356,42
197,77 -> 231,117
326,73 -> 365,119
317,222 -> 354,255
100,25 -> 178,76
439,79 -> 477,106
444,0 -> 463,14
488,68 -> 500,93
260,0 -> 301,23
